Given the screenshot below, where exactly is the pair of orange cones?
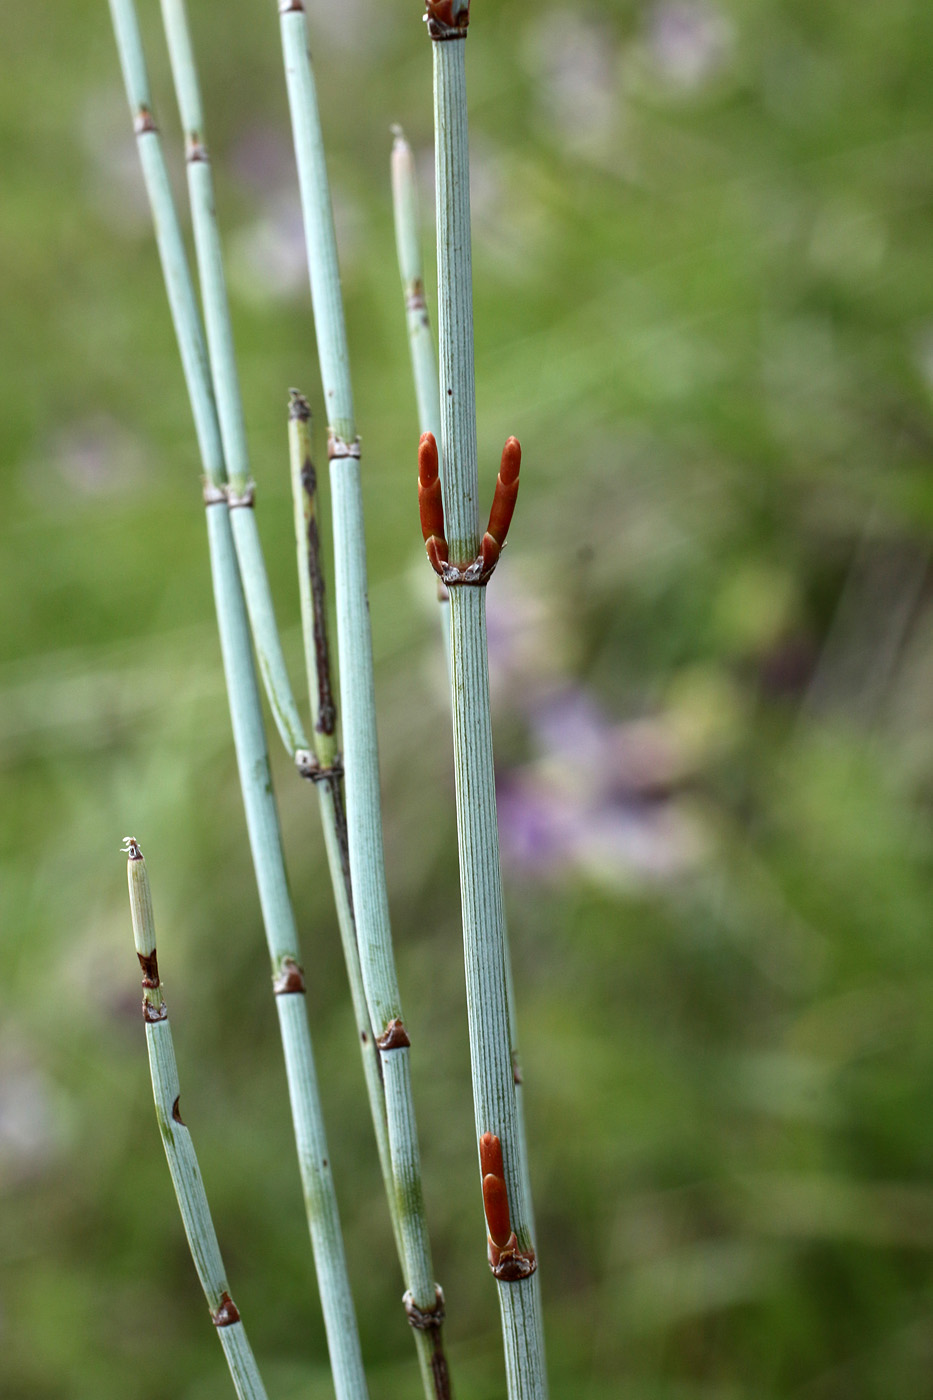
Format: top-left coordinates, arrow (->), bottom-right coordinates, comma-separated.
418,432 -> 521,585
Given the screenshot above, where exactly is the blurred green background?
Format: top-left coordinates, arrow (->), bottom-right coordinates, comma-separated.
3,0 -> 933,1396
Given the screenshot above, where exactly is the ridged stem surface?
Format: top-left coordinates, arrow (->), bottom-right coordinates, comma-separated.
432,33 -> 548,1400
433,43 -> 478,564
279,10 -> 354,442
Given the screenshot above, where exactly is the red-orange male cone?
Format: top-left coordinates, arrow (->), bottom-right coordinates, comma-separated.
479,1131 -> 512,1248
478,436 -> 521,575
418,432 -> 448,572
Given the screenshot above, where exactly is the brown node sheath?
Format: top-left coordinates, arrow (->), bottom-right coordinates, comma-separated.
137,949 -> 160,989
211,1292 -> 241,1328
425,0 -> 470,38
490,1239 -> 537,1281
133,107 -> 157,136
171,1095 -> 185,1125
288,388 -> 312,421
273,958 -> 306,995
404,1285 -> 446,1331
226,484 -> 255,510
203,481 -> 226,506
377,1018 -> 411,1051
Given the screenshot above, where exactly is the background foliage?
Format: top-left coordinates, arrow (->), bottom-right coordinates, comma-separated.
2,1 -> 933,1396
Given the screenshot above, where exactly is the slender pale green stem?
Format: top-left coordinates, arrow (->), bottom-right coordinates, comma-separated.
124,838 -> 268,1400
278,10 -> 451,1397
108,8 -> 369,1397
390,127 -> 452,679
391,120 -> 536,1247
288,392 -> 402,1262
158,0 -> 308,761
430,18 -> 547,1399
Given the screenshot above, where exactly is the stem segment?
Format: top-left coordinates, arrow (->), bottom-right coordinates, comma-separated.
278,8 -> 451,1396
391,128 -> 452,678
159,0 -> 309,762
429,17 -> 548,1399
288,392 -> 402,1264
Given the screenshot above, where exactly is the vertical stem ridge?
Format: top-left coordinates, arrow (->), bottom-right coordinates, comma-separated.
433,43 -> 478,563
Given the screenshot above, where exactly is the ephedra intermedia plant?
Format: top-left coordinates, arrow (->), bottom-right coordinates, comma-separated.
109,2 -> 547,1398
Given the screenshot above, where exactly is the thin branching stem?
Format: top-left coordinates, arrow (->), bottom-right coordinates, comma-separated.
107,6 -> 369,1396
123,838 -> 268,1400
392,112 -> 537,1253
287,391 -> 403,1263
158,0 -> 308,762
278,9 -> 452,1397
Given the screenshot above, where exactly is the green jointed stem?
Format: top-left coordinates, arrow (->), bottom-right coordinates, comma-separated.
108,7 -> 369,1398
391,120 -> 534,1243
278,10 -> 451,1396
108,0 -> 224,490
159,0 -> 309,761
430,19 -> 548,1400
124,839 -> 268,1400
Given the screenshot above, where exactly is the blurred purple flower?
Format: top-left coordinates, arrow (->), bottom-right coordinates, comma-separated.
498,684 -> 704,888
645,0 -> 734,93
497,771 -> 580,878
